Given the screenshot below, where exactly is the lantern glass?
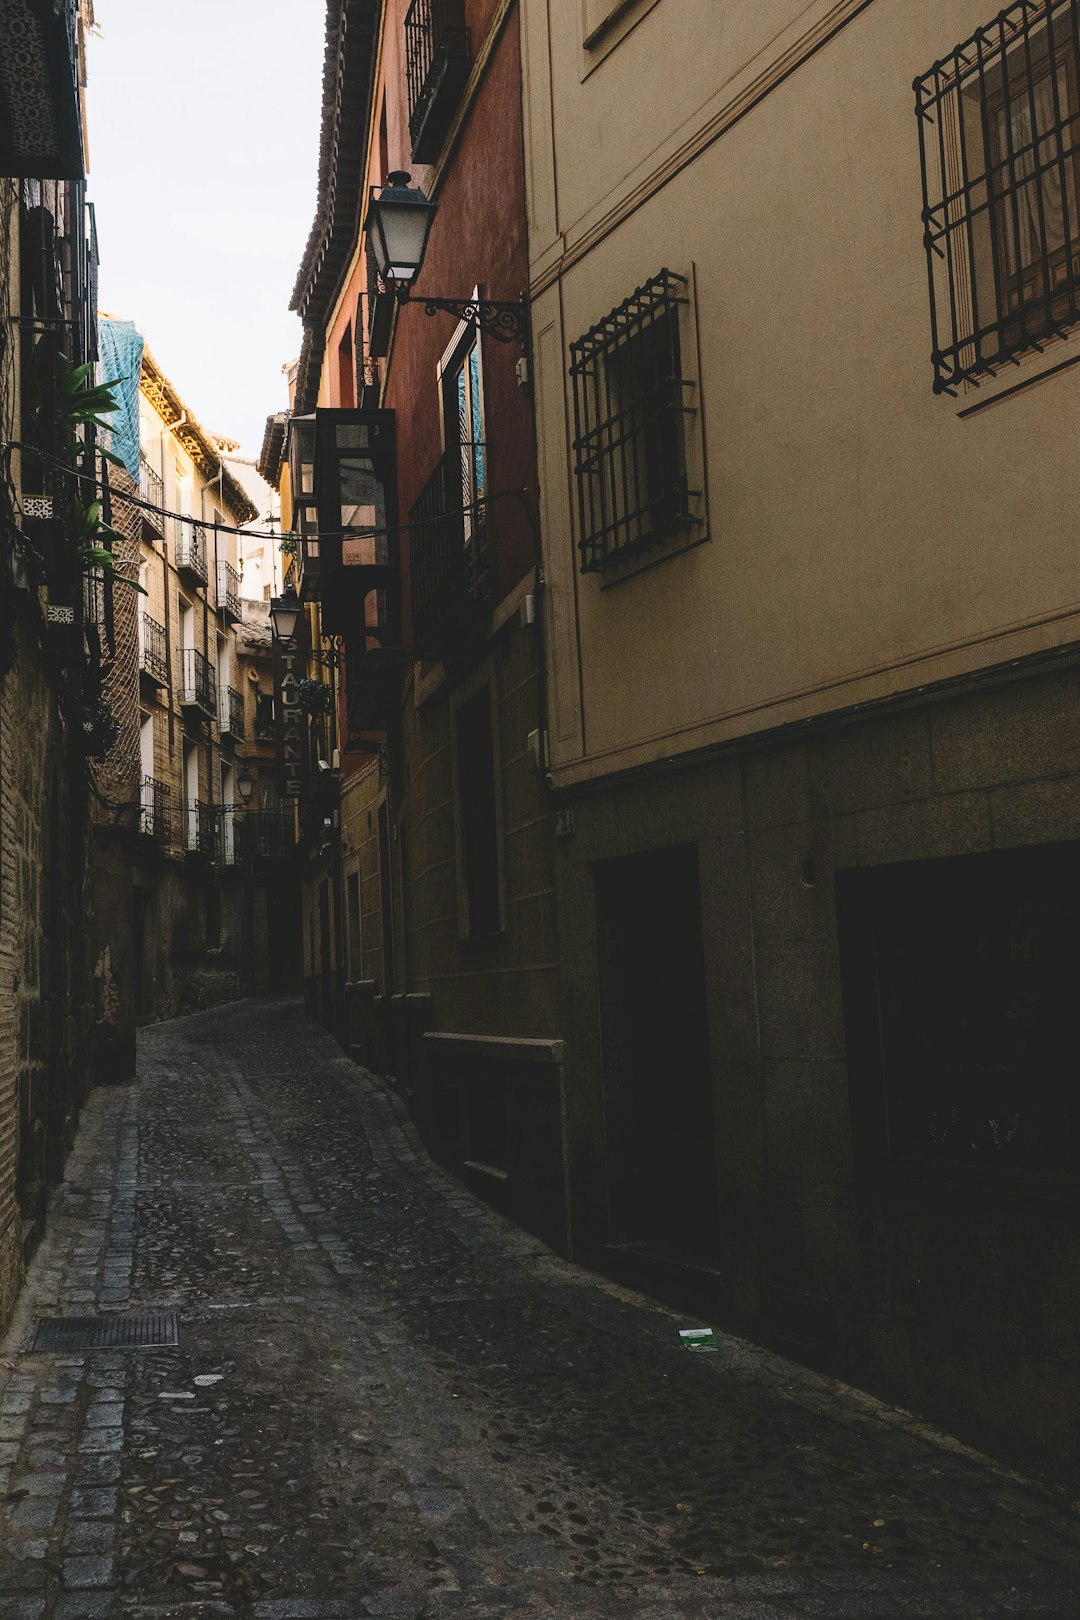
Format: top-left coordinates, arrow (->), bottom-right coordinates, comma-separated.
366,172 -> 437,287
269,584 -> 302,645
236,770 -> 256,804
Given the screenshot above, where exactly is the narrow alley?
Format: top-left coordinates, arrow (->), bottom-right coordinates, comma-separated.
0,1002 -> 1077,1620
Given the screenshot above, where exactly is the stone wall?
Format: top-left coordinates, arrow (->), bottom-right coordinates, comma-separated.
554,657 -> 1080,1476
0,617 -> 90,1332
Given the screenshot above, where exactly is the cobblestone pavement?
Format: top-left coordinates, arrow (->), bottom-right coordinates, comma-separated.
3,1001 -> 1080,1619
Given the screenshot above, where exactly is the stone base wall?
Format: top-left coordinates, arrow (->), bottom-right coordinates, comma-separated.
555,658 -> 1080,1476
0,619 -> 92,1336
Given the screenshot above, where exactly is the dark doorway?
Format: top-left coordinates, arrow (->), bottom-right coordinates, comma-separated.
595,843 -> 717,1258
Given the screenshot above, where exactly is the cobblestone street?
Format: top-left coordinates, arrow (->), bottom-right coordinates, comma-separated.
0,1001 -> 1079,1619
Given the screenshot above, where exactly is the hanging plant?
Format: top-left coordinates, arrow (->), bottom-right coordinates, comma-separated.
296,677 -> 334,715
29,341 -> 145,596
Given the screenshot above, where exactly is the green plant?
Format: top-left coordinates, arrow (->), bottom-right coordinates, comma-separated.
296,677 -> 334,715
30,341 -> 145,595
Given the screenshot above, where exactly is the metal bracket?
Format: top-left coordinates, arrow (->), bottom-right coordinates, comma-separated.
420,296 -> 530,349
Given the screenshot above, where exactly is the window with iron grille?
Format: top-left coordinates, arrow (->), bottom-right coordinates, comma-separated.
916,0 -> 1080,394
570,270 -> 699,575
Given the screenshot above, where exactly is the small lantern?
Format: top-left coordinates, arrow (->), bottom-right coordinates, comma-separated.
236,769 -> 256,805
269,583 -> 302,645
364,171 -> 437,291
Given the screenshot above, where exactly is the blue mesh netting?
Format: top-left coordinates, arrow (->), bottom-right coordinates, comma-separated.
97,318 -> 144,482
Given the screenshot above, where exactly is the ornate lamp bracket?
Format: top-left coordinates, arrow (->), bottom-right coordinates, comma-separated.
418,295 -> 530,350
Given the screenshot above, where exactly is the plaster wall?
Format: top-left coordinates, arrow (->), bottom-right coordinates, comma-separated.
522,0 -> 1080,785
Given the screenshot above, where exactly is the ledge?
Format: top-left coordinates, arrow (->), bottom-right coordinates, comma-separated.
423,1031 -> 565,1066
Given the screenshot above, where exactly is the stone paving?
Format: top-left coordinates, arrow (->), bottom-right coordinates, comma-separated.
2,1000 -> 1080,1619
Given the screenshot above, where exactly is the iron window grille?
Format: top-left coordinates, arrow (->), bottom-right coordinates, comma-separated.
570,269 -> 698,575
916,0 -> 1080,394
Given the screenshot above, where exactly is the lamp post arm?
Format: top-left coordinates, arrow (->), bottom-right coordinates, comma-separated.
414,293 -> 530,349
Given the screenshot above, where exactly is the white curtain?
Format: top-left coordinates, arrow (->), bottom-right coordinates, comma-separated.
996,61 -> 1079,281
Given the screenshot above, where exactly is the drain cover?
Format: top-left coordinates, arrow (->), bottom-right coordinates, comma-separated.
30,1310 -> 178,1352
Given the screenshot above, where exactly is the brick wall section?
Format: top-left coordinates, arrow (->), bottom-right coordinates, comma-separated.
402,615 -> 559,1038
92,474 -> 144,823
0,618 -> 86,1330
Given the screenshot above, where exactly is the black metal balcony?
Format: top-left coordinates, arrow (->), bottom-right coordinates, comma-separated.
178,647 -> 216,717
404,0 -> 471,163
217,560 -> 242,621
139,612 -> 167,686
219,685 -> 244,740
409,443 -> 494,659
139,777 -> 172,842
174,519 -> 208,586
191,800 -> 219,860
139,461 -> 166,535
235,809 -> 297,861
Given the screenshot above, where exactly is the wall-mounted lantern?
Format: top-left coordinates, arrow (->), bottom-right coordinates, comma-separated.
364,172 -> 529,349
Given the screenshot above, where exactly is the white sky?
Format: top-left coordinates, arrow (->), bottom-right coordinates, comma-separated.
86,0 -> 326,456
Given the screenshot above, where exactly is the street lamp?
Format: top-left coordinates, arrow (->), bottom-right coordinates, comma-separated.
269,583 -> 302,646
364,171 -> 529,349
236,769 -> 256,805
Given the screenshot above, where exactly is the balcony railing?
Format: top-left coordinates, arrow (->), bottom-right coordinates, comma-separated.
178,647 -> 216,716
139,776 -> 171,842
404,0 -> 470,163
219,684 -> 244,740
139,460 -> 165,534
186,805 -> 298,863
139,612 -> 167,685
186,799 -> 219,858
217,559 -> 242,621
174,518 -> 208,585
410,442 -> 493,658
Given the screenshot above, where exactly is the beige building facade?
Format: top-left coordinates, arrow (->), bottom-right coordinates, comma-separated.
87,330 -> 301,1073
521,0 -> 1080,1471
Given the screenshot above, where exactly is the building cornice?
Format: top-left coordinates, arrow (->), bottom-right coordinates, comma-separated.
140,346 -> 258,524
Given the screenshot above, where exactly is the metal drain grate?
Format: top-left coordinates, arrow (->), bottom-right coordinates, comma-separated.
30,1310 -> 179,1352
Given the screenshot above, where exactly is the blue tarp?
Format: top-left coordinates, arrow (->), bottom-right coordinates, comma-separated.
97,318 -> 144,482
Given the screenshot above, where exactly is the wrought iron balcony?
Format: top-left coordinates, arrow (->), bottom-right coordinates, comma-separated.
139,612 -> 167,686
409,442 -> 494,659
174,519 -> 208,586
139,776 -> 172,842
219,685 -> 245,740
235,808 -> 298,861
217,559 -> 242,621
139,461 -> 166,535
178,647 -> 216,717
404,0 -> 471,163
188,800 -> 219,859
